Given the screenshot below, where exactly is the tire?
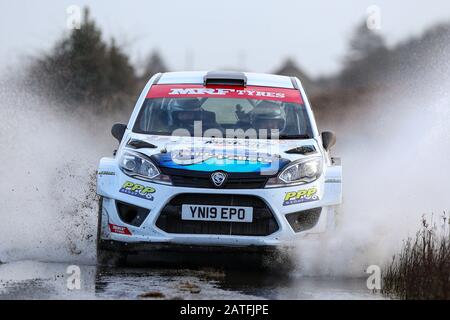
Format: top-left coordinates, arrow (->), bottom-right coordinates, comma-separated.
96,196 -> 127,267
262,248 -> 295,272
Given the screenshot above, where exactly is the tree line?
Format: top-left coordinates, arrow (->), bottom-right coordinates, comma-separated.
28,8 -> 168,111
27,7 -> 450,111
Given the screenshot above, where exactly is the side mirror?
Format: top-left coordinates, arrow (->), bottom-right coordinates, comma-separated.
321,131 -> 336,151
111,123 -> 127,142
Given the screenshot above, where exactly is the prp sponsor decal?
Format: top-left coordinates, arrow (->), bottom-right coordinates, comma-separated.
283,187 -> 318,206
147,85 -> 303,103
119,181 -> 155,201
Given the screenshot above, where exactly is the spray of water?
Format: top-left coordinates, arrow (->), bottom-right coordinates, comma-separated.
295,65 -> 450,276
0,75 -> 127,264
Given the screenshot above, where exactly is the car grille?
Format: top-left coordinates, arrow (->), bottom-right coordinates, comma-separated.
170,175 -> 268,189
155,194 -> 279,236
160,168 -> 269,189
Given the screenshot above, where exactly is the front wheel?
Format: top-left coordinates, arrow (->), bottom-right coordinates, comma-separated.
96,196 -> 127,267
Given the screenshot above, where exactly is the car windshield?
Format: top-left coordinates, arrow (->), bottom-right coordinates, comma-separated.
133,85 -> 313,139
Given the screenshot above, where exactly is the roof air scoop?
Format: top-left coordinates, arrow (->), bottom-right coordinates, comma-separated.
203,71 -> 247,87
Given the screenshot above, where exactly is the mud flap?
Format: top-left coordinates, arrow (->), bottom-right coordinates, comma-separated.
322,165 -> 342,230
326,206 -> 338,230
322,165 -> 342,206
99,197 -> 111,240
97,157 -> 119,198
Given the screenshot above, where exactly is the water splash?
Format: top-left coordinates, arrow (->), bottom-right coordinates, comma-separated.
295,66 -> 450,277
0,75 -> 125,264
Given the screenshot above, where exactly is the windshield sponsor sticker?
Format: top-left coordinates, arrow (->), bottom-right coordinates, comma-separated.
119,181 -> 155,201
283,187 -> 318,206
169,87 -> 285,98
147,85 -> 303,103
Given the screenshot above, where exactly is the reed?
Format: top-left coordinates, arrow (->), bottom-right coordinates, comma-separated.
382,213 -> 450,299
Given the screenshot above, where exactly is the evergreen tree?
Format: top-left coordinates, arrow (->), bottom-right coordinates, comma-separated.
345,21 -> 386,64
339,20 -> 388,89
142,51 -> 168,79
30,8 -> 136,109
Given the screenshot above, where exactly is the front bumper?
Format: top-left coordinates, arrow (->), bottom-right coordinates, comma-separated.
97,157 -> 342,248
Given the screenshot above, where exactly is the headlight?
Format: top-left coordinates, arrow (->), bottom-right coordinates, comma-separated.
266,157 -> 322,187
119,150 -> 171,185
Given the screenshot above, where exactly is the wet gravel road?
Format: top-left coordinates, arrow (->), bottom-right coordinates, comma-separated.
0,261 -> 383,299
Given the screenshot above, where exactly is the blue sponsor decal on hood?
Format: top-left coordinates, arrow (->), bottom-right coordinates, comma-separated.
152,149 -> 290,173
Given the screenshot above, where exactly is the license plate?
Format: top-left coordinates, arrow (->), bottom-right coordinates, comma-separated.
181,204 -> 253,223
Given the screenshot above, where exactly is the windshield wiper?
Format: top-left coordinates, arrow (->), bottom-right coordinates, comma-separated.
278,134 -> 311,140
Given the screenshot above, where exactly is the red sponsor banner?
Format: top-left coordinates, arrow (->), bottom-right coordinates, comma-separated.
146,84 -> 303,104
109,223 -> 132,235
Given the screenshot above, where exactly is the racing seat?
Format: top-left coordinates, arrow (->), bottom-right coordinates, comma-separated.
171,110 -> 223,134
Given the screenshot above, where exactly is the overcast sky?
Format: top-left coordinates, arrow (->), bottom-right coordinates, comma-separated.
1,0 -> 450,78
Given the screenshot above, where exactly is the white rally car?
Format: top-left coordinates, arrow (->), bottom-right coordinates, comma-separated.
96,71 -> 342,266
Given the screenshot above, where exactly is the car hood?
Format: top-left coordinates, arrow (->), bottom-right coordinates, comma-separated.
122,133 -> 321,175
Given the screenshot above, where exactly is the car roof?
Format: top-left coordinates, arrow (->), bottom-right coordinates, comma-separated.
156,71 -> 297,89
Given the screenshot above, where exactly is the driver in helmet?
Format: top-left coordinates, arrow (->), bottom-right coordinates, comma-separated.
167,98 -> 222,134
168,98 -> 202,127
250,100 -> 286,137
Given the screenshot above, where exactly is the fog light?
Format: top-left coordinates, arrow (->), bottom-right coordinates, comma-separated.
116,201 -> 150,227
285,207 -> 322,233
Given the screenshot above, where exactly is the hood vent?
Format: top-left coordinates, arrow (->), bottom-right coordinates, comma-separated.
126,139 -> 157,149
285,145 -> 316,155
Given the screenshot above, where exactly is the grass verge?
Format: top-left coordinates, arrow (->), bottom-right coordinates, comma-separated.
382,213 -> 450,299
